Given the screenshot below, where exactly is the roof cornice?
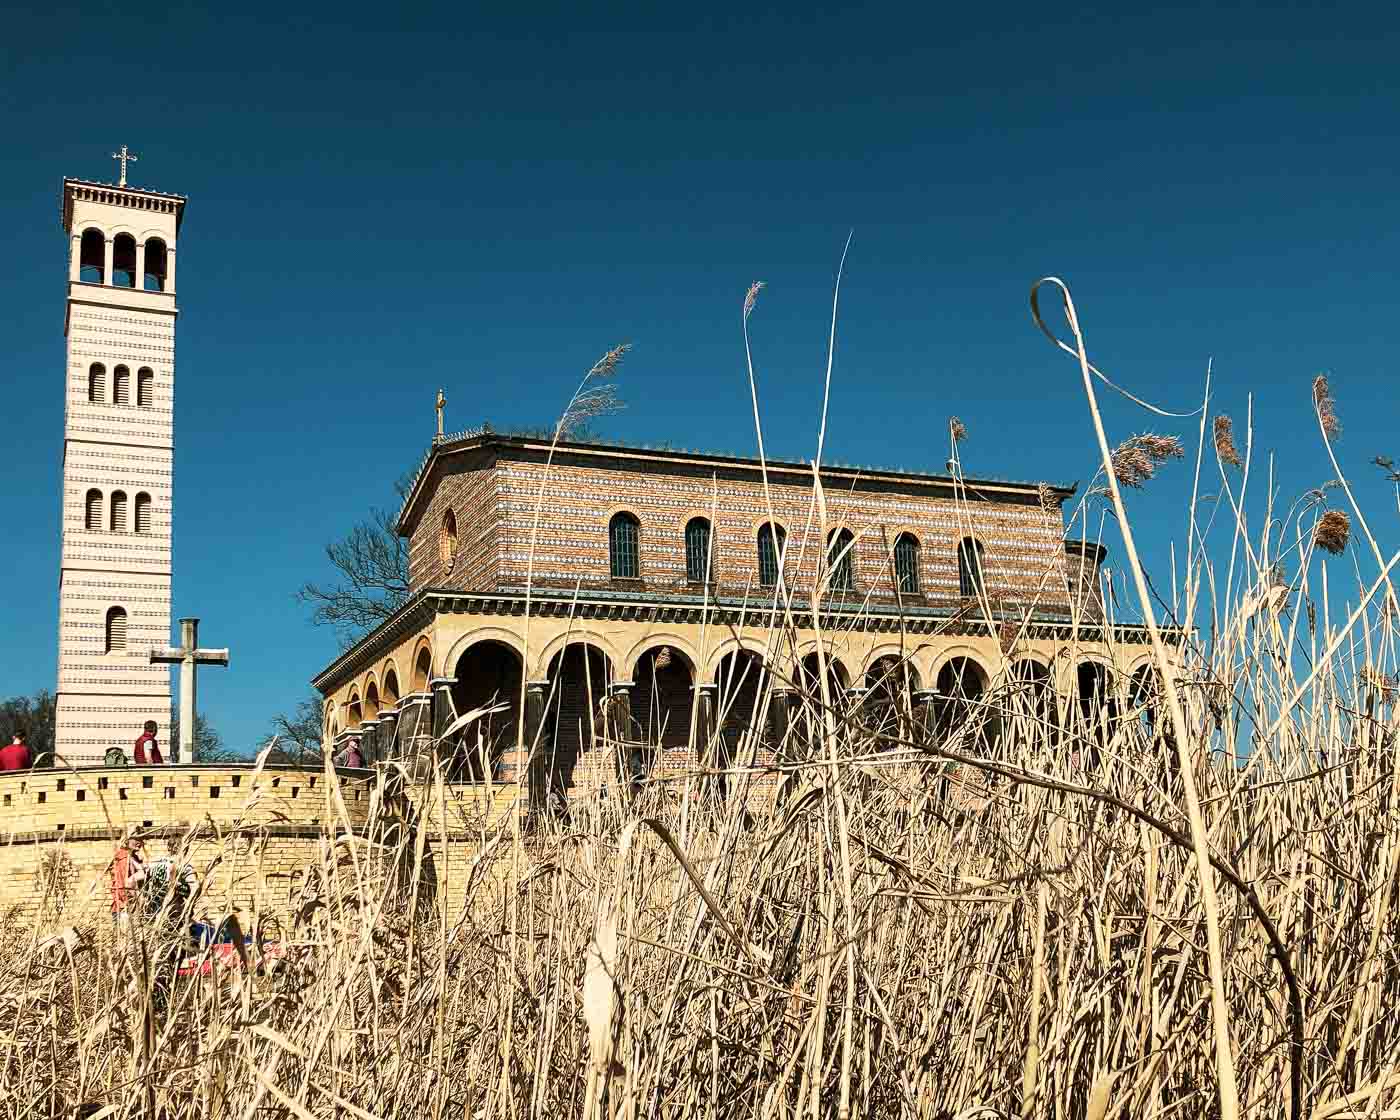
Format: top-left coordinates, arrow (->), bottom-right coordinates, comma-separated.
395,430 -> 1078,534
62,178 -> 188,233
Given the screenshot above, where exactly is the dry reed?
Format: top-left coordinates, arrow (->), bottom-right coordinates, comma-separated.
6,282 -> 1400,1120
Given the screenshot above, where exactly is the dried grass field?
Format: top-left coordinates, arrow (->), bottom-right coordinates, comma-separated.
4,281 -> 1399,1119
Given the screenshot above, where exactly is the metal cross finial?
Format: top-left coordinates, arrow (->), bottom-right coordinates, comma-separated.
150,618 -> 229,762
111,145 -> 139,187
435,388 -> 447,439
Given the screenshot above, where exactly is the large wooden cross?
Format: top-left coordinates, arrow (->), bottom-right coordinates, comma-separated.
150,617 -> 229,762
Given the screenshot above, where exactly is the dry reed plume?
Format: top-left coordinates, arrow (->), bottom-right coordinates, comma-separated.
1214,414 -> 1241,467
1314,508 -> 1350,554
1109,433 -> 1185,488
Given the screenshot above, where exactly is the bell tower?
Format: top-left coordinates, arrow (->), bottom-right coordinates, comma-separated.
55,159 -> 187,764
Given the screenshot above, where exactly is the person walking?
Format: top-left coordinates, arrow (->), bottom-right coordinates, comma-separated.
0,729 -> 32,771
110,834 -> 147,926
133,720 -> 164,765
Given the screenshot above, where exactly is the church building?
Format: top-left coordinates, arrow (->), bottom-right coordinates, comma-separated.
314,426 -> 1153,800
53,164 -> 185,764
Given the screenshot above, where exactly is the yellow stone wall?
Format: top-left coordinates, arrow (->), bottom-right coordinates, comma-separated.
0,764 -> 519,931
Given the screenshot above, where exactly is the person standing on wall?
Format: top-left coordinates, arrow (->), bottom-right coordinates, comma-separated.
0,728 -> 31,771
133,721 -> 164,765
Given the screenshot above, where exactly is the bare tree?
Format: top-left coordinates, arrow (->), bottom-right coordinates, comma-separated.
297,474 -> 413,646
266,696 -> 324,765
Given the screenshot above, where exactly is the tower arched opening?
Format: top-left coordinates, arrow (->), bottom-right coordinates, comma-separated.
104,607 -> 128,654
112,234 -> 137,289
79,229 -> 104,284
143,238 -> 167,291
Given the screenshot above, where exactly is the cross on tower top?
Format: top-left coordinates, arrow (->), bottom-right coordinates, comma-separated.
110,145 -> 139,188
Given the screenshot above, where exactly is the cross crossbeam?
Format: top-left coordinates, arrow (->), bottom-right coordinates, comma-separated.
150,617 -> 229,761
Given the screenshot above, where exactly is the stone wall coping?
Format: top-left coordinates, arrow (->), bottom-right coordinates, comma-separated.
0,761 -> 377,786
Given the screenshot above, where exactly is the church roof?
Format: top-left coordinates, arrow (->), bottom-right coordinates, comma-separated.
395,427 -> 1078,534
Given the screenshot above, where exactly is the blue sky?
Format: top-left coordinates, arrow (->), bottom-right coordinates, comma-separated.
4,2 -> 1400,752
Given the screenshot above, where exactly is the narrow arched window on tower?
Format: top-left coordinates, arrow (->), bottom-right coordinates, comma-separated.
112,234 -> 137,289
143,238 -> 167,292
105,607 -> 128,653
958,537 -> 986,599
609,512 -> 640,579
439,509 -> 457,570
757,523 -> 786,587
894,533 -> 921,594
88,363 -> 106,403
135,492 -> 152,533
110,490 -> 128,532
113,366 -> 131,406
827,528 -> 855,591
85,489 -> 103,530
685,517 -> 712,583
137,368 -> 154,407
80,229 -> 105,284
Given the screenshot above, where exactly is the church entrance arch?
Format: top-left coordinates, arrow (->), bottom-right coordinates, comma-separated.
543,643 -> 612,794
631,645 -> 695,754
862,655 -> 921,738
714,650 -> 768,762
932,656 -> 992,748
1074,661 -> 1118,768
450,640 -> 524,782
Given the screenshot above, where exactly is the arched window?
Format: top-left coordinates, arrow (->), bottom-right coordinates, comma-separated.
685,517 -> 712,583
894,532 -> 920,594
105,607 -> 128,653
110,490 -> 128,532
958,537 -> 986,599
134,492 -> 152,533
757,523 -> 786,587
79,229 -> 105,284
143,238 -> 167,291
85,489 -> 102,530
439,509 -> 457,569
112,234 -> 137,288
827,528 -> 855,591
137,368 -> 154,407
88,363 -> 106,403
113,366 -> 131,406
609,512 -> 640,579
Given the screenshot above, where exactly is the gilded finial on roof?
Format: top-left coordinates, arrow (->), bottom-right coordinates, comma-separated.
435,388 -> 446,439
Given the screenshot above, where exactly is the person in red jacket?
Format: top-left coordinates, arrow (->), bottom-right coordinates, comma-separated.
0,729 -> 31,771
134,720 -> 164,764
